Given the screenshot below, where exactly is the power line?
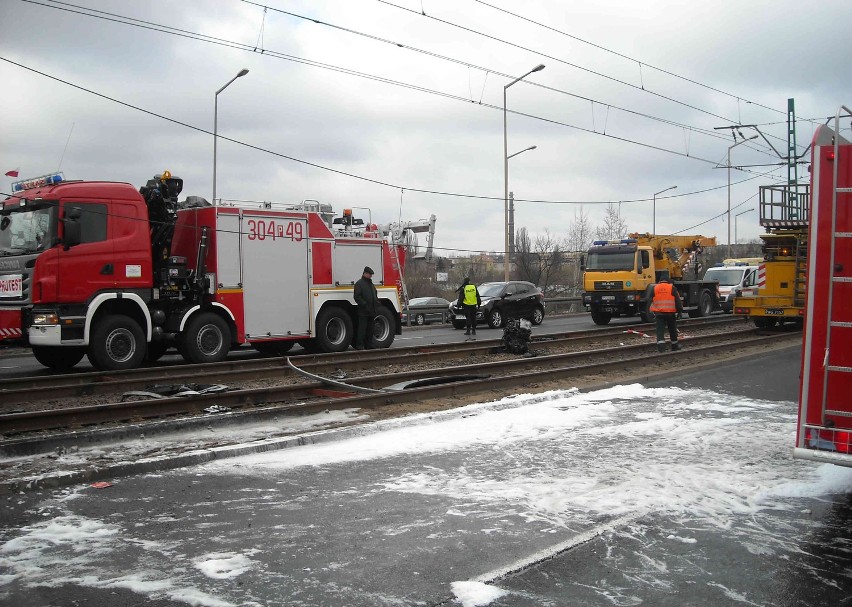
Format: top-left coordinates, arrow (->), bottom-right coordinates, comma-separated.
238,0 -> 771,152
21,0 -> 782,172
0,55 -> 781,209
672,193 -> 758,235
376,0 -> 775,128
470,0 -> 790,119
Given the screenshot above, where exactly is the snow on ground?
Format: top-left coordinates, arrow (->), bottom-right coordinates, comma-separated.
1,384 -> 851,606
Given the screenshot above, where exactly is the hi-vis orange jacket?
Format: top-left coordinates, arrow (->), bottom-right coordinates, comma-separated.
649,282 -> 678,314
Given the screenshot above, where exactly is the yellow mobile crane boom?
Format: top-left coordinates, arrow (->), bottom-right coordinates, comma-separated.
581,233 -> 719,325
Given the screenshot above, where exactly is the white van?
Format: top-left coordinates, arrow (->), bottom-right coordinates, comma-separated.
703,262 -> 760,312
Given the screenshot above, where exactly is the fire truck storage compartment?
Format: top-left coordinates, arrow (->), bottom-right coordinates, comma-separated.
334,241 -> 384,285
238,211 -> 310,338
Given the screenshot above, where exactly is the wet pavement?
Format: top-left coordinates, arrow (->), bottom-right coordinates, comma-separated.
1,344 -> 850,606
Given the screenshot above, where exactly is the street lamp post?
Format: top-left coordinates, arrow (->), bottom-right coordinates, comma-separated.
504,64 -> 545,281
506,146 -> 537,257
734,208 -> 755,246
652,185 -> 677,235
213,68 -> 249,206
726,135 -> 758,257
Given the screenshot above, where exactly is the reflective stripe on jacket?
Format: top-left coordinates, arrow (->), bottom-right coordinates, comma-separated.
649,282 -> 677,313
463,284 -> 479,306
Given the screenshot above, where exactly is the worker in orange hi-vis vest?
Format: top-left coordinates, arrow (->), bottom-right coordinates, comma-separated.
646,277 -> 685,352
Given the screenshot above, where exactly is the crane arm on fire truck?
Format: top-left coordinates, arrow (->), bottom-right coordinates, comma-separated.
380,215 -> 436,261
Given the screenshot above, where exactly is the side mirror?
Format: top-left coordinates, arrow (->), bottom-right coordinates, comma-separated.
61,207 -> 82,250
579,254 -> 586,272
0,216 -> 10,232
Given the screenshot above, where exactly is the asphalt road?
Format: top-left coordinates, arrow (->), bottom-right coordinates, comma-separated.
1,343 -> 850,606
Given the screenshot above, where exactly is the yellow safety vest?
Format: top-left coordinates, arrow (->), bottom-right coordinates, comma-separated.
463,284 -> 478,306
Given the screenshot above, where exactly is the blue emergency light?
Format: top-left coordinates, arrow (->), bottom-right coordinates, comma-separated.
11,172 -> 64,193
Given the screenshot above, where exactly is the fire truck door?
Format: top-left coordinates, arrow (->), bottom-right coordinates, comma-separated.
241,215 -> 310,337
56,201 -> 116,303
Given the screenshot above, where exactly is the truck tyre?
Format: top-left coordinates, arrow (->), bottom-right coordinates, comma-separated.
590,307 -> 612,325
179,312 -> 231,364
688,290 -> 713,318
371,307 -> 396,348
488,308 -> 504,329
87,315 -> 146,371
531,306 -> 544,325
32,345 -> 86,372
315,307 -> 354,353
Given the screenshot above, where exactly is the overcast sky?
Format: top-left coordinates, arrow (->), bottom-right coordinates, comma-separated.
1,0 -> 850,256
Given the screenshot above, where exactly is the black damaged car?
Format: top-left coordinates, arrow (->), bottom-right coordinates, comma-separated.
449,281 -> 545,329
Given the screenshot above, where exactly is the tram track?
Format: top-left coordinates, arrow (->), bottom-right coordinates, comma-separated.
0,321 -> 797,444
0,316 -> 743,408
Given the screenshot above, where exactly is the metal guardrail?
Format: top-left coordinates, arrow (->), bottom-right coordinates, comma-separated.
401,297 -> 583,326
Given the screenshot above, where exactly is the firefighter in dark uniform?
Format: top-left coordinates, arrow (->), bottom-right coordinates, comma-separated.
353,266 -> 379,349
457,277 -> 481,337
647,277 -> 684,352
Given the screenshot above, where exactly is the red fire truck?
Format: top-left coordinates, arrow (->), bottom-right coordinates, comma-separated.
794,106 -> 852,467
0,171 -> 402,371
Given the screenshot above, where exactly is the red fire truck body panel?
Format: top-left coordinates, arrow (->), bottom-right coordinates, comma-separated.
795,117 -> 852,466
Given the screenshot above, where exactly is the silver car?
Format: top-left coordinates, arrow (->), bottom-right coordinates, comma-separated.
402,297 -> 452,325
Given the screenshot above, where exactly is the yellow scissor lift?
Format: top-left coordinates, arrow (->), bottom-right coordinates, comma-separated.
733,183 -> 810,328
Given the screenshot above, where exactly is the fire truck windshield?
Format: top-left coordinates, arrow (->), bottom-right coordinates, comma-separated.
586,250 -> 636,271
0,201 -> 57,254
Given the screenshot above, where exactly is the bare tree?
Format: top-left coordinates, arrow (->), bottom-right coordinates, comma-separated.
595,203 -> 629,240
567,205 -> 594,252
514,227 -> 567,295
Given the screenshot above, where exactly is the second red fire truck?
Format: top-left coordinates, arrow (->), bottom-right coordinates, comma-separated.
0,171 -> 402,371
794,106 -> 852,467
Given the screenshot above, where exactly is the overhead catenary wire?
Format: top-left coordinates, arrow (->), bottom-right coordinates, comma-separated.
0,55 -> 781,214
236,0 -> 776,153
20,0 -> 780,167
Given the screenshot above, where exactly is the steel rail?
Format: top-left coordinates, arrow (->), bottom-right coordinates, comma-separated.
0,328 -> 794,437
0,316 -> 745,405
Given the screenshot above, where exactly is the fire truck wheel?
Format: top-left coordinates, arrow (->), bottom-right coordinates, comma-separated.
590,307 -> 612,325
32,345 -> 86,372
315,308 -> 354,353
179,313 -> 231,364
372,307 -> 396,348
87,315 -> 146,371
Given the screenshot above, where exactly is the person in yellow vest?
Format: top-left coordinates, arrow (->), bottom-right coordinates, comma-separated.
457,277 -> 482,337
647,277 -> 684,352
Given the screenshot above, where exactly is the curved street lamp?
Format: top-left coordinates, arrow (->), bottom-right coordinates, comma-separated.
504,64 -> 545,281
213,68 -> 250,206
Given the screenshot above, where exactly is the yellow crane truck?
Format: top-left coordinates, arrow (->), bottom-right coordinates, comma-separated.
581,233 -> 719,325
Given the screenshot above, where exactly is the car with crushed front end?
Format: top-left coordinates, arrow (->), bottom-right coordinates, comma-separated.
449,281 -> 545,329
